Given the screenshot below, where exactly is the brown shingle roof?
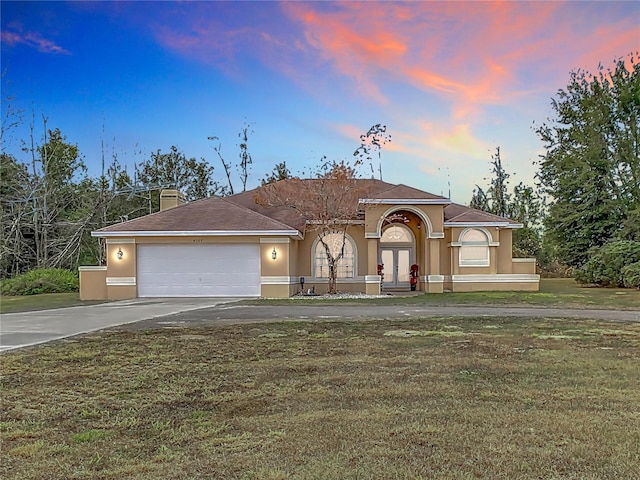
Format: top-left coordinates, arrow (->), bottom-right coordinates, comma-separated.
365,183 -> 450,201
444,203 -> 522,226
93,196 -> 298,235
92,181 -> 520,236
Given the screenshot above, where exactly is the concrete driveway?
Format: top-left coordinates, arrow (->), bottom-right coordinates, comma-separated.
0,298 -> 244,352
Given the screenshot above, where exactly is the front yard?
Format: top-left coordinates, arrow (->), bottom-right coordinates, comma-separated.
2,316 -> 639,479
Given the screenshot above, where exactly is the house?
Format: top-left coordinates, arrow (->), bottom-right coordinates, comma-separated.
79,180 -> 539,300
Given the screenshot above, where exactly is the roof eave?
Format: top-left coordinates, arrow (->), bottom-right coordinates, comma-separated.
359,199 -> 451,205
92,230 -> 303,238
444,221 -> 523,228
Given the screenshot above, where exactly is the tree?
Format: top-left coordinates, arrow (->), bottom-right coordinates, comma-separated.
0,153 -> 30,277
354,124 -> 391,180
261,162 -> 291,186
256,159 -> 363,294
208,121 -> 255,195
536,53 -> 639,267
469,147 -> 545,258
136,145 -> 217,207
238,123 -> 253,192
30,125 -> 89,269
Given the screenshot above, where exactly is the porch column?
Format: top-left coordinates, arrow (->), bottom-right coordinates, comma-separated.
365,238 -> 381,295
428,238 -> 444,293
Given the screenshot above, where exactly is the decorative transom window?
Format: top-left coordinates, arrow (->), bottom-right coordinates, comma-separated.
314,232 -> 355,278
381,224 -> 413,243
459,228 -> 490,267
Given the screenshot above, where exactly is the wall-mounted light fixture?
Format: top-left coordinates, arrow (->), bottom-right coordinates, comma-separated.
116,247 -> 124,260
271,247 -> 277,260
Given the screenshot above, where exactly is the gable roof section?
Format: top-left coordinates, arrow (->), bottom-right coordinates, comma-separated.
225,187 -> 306,232
92,196 -> 300,237
444,203 -> 523,228
226,178 -> 398,229
360,183 -> 451,204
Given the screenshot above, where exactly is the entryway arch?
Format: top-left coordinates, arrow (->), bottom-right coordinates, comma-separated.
380,222 -> 415,290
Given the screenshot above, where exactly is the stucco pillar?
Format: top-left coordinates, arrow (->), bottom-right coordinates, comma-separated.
428,238 -> 444,293
105,239 -> 137,300
365,238 -> 381,295
260,238 -> 291,298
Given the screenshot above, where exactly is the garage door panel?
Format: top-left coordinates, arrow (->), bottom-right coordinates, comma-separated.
137,244 -> 260,297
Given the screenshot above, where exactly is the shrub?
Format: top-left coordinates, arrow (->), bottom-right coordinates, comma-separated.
575,241 -> 640,287
622,262 -> 640,289
0,268 -> 79,296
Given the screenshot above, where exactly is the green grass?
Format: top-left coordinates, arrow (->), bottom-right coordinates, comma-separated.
2,317 -> 639,479
0,293 -> 107,314
252,278 -> 640,310
1,279 -> 637,314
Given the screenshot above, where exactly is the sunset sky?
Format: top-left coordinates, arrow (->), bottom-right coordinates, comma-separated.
2,1 -> 638,202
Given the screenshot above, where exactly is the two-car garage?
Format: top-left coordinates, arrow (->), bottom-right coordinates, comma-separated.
137,244 -> 261,297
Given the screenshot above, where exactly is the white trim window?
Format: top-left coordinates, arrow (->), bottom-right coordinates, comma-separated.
381,224 -> 414,243
314,232 -> 355,278
459,228 -> 490,267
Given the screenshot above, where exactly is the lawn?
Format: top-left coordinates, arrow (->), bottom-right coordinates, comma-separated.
1,279 -> 638,313
2,316 -> 639,479
0,292 -> 107,314
254,278 -> 640,310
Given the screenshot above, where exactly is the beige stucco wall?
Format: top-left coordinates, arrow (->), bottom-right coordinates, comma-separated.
106,241 -> 136,278
105,240 -> 137,300
134,236 -> 260,245
440,229 -> 452,276
107,285 -> 137,300
364,204 -> 444,237
496,229 -> 513,274
260,240 -> 289,277
296,225 -> 367,278
513,259 -> 537,274
79,267 -> 107,300
261,284 -> 292,298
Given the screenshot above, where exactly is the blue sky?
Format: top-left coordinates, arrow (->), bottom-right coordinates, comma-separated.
2,1 -> 638,201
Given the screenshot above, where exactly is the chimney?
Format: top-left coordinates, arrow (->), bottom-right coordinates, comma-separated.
160,189 -> 186,211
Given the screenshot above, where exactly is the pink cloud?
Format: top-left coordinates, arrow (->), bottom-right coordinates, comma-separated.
1,29 -> 71,55
280,1 -> 638,120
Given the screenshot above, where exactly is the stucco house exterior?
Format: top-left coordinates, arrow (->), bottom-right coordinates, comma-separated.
79,180 -> 539,300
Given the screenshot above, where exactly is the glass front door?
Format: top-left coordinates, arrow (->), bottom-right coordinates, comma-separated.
381,248 -> 412,288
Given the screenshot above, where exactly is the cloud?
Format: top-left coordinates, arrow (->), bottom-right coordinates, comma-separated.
281,1 -> 638,119
1,29 -> 71,55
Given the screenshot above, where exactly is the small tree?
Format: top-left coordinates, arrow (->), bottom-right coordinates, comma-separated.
256,159 -> 363,294
469,147 -> 546,258
208,120 -> 255,195
261,162 -> 291,186
137,145 -> 217,206
354,124 -> 391,180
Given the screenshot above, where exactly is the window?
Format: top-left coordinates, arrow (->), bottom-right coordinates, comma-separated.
381,224 -> 413,243
459,228 -> 490,267
314,232 -> 355,278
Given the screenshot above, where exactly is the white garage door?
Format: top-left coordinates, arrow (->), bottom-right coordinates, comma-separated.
137,244 -> 260,297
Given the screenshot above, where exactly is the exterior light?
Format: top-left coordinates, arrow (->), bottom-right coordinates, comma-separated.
116,248 -> 124,260
271,247 -> 277,260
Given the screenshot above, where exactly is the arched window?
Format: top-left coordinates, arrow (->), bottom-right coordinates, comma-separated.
381,224 -> 413,243
459,228 -> 490,267
314,232 -> 355,278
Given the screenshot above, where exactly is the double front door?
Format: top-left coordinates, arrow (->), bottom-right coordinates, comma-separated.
381,247 -> 412,289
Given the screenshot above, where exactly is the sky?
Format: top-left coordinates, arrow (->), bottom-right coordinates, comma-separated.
2,1 -> 639,202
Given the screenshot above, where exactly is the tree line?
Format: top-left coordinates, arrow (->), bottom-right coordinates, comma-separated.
0,114 -> 292,278
470,53 -> 639,286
